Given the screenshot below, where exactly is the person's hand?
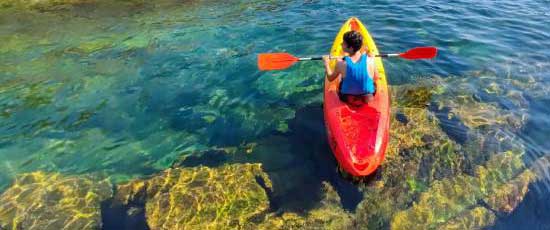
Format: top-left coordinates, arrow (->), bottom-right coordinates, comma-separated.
322,55 -> 330,66
367,51 -> 374,57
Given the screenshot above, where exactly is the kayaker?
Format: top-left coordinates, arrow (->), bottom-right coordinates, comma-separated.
323,31 -> 377,105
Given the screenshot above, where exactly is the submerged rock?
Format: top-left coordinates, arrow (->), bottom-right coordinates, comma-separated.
113,163 -> 272,229
483,170 -> 535,214
349,92 -> 469,230
349,81 -> 536,230
0,0 -> 94,9
252,182 -> 352,230
390,151 -> 536,230
111,161 -> 352,230
387,104 -> 467,185
431,74 -> 528,132
0,171 -> 112,230
438,207 -> 496,230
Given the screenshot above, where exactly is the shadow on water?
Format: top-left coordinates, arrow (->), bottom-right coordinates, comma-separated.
265,105 -> 363,212
428,102 -> 469,144
175,149 -> 228,168
172,105 -> 364,212
101,196 -> 150,230
100,104 -> 365,229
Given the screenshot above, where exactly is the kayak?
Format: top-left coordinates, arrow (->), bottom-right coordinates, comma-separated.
324,17 -> 390,176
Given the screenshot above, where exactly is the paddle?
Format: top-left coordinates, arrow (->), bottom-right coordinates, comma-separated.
257,46 -> 437,71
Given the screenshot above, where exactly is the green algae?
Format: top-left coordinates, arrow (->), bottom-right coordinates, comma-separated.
202,114 -> 217,124
387,93 -> 467,183
346,86 -> 466,230
113,163 -> 272,229
120,33 -> 151,51
0,75 -> 541,229
0,127 -> 203,188
346,81 -> 538,230
406,176 -> 428,194
395,85 -> 433,108
255,63 -> 324,106
184,86 -> 298,141
89,78 -> 547,229
390,151 -> 536,230
0,171 -> 112,230
0,0 -> 91,10
17,81 -> 61,108
431,74 -> 528,131
253,182 -> 352,230
483,170 -> 535,213
0,0 -> 321,192
438,207 -> 496,230
112,162 -> 351,230
69,38 -> 114,54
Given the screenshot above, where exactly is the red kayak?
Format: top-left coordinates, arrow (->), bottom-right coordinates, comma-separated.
324,17 -> 390,176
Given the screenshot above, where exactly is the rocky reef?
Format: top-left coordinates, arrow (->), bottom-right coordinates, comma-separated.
351,93 -> 468,230
110,163 -> 271,229
390,151 -> 535,230
0,0 -> 96,10
0,171 -> 112,230
0,74 -> 542,229
253,182 -> 352,230
347,78 -> 539,230
109,162 -> 351,230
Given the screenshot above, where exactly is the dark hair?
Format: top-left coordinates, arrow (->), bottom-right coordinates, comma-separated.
343,31 -> 363,54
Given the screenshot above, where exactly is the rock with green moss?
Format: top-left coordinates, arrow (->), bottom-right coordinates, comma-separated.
252,182 -> 352,230
349,81 -> 535,230
390,151 -> 536,230
0,0 -> 94,9
438,207 -> 496,230
114,163 -> 272,229
348,85 -> 472,230
482,170 -> 535,214
0,171 -> 112,230
113,162 -> 352,230
430,74 -> 527,131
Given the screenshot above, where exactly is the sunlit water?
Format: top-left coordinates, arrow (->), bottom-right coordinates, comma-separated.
1,0 -> 549,228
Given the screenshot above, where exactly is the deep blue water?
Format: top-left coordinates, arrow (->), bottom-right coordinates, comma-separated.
1,0 -> 549,228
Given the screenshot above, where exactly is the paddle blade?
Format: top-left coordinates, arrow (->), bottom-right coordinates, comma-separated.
258,53 -> 299,71
399,47 -> 438,59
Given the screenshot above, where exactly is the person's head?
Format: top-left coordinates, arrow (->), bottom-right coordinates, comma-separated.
342,31 -> 363,54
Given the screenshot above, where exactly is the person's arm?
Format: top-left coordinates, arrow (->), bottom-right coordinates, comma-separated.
323,55 -> 342,81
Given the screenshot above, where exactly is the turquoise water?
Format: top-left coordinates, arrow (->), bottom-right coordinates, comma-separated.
1,0 -> 550,228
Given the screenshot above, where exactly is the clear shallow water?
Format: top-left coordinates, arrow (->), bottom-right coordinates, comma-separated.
1,0 -> 550,228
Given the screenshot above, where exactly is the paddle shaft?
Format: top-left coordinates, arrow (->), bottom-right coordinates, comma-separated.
298,53 -> 399,61
258,47 -> 436,70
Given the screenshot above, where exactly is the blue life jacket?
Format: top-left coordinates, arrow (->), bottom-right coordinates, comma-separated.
341,54 -> 375,95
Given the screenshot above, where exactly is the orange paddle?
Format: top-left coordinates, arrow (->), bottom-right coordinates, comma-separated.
258,46 -> 437,71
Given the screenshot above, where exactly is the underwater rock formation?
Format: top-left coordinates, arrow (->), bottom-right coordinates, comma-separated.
253,182 -> 352,230
349,82 -> 536,230
0,171 -> 112,230
390,151 -> 535,230
438,207 -> 496,230
387,94 -> 469,184
430,74 -> 528,132
347,85 -> 473,230
113,163 -> 272,229
112,162 -> 352,230
0,0 -> 94,9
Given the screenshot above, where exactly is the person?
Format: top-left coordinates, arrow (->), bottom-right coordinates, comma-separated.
323,31 -> 377,105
